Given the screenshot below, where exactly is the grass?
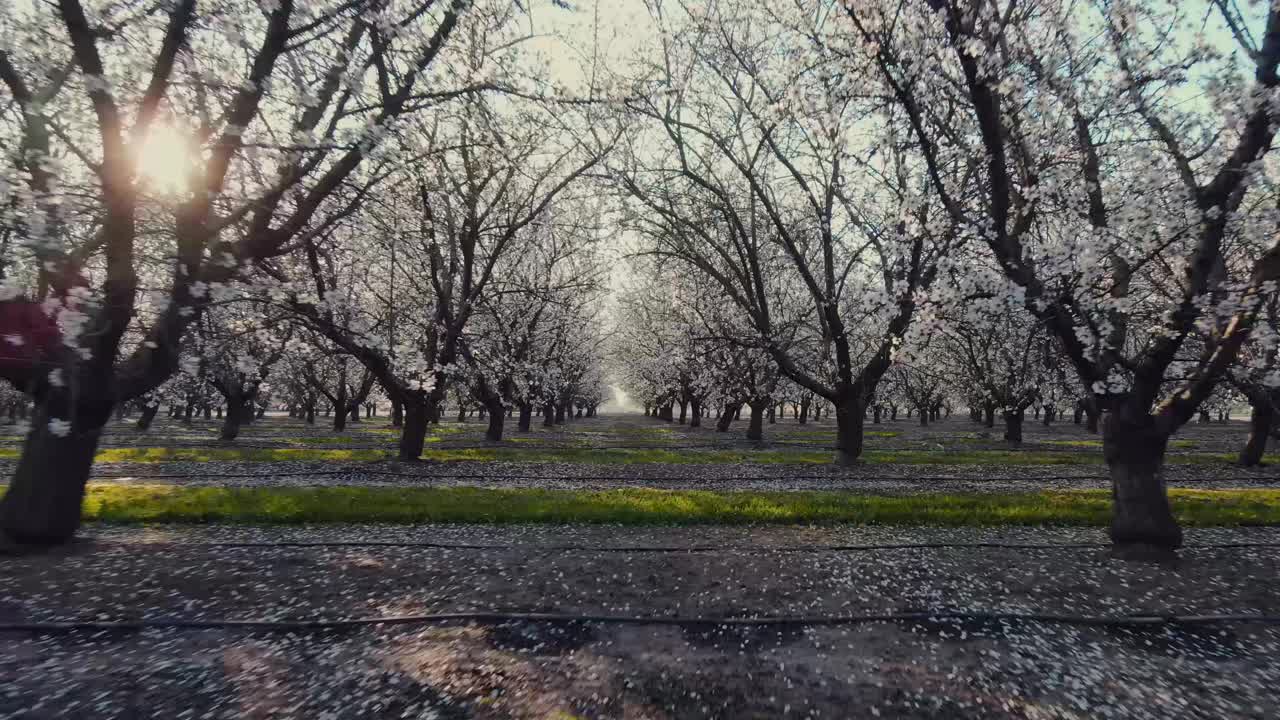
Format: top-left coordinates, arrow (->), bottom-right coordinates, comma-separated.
0,444 -> 1271,465
1041,439 -> 1197,449
93,447 -> 388,462
75,484 -> 1280,527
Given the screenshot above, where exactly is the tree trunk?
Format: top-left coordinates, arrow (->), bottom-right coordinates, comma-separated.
485,399 -> 505,442
746,400 -> 767,444
136,404 -> 159,431
983,403 -> 995,428
1238,392 -> 1273,467
834,391 -> 865,466
333,384 -> 348,431
518,403 -> 533,432
543,401 -> 556,427
0,397 -> 108,545
1073,402 -> 1084,424
689,399 -> 702,428
1085,399 -> 1101,434
678,400 -> 688,424
918,407 -> 928,427
398,400 -> 430,461
1103,411 -> 1181,550
391,398 -> 403,428
220,399 -> 246,441
715,403 -> 738,432
873,405 -> 882,424
1003,409 -> 1025,444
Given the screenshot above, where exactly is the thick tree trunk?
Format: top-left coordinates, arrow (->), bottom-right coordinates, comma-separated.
678,400 -> 688,424
543,401 -> 555,427
220,400 -> 246,441
1003,409 -> 1025,444
918,407 -> 928,427
873,405 -> 882,424
715,403 -> 738,432
518,403 -> 533,432
689,399 -> 702,428
983,403 -> 995,428
1103,411 -> 1181,550
798,396 -> 809,424
1238,393 -> 1273,467
333,385 -> 348,431
834,392 -> 865,466
485,399 -> 505,442
555,404 -> 567,424
1085,402 -> 1101,434
746,400 -> 767,444
305,405 -> 316,424
398,400 -> 430,461
136,404 -> 159,431
391,399 -> 403,428
0,397 -> 107,545
1073,402 -> 1084,424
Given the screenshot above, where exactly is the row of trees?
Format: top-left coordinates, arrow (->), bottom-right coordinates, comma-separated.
606,0 -> 1280,551
3,0 -> 1280,553
0,0 -> 613,544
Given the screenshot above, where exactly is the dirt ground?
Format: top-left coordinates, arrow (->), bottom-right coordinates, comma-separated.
2,414 -> 1279,718
2,525 -> 1279,719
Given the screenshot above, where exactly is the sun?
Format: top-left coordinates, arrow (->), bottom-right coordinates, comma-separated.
135,124 -> 196,195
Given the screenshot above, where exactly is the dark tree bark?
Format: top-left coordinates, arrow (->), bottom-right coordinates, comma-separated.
135,403 -> 159,431
983,403 -> 995,428
543,401 -> 555,427
1084,399 -> 1101,434
518,402 -> 533,432
746,399 -> 767,444
398,400 -> 430,461
1103,410 -> 1181,550
689,398 -> 702,428
715,402 -> 739,432
220,400 -> 252,441
834,391 -> 865,466
1239,391 -> 1274,467
391,398 -> 403,428
484,398 -> 505,441
0,390 -> 111,545
1003,409 -> 1025,444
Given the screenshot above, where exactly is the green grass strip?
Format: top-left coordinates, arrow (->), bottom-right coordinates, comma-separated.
77,485 -> 1280,527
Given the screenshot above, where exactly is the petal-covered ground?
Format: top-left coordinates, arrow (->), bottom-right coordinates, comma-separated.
2,525 -> 1278,719
2,414 -> 1279,718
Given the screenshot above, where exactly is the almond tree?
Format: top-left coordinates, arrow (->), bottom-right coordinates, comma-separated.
0,0 -> 482,544
842,0 -> 1280,549
611,0 -> 962,463
279,84 -> 614,458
